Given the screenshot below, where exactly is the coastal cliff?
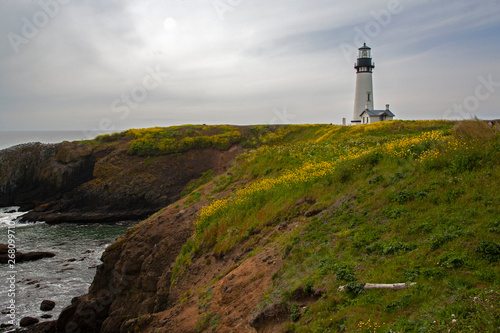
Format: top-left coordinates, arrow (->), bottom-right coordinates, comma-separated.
0,142 -> 94,211
6,121 -> 500,332
0,125 -> 262,223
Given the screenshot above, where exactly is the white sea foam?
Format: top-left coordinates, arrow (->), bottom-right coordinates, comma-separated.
0,206 -> 39,228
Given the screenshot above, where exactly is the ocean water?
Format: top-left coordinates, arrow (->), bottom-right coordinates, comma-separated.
0,207 -> 137,329
0,130 -> 116,151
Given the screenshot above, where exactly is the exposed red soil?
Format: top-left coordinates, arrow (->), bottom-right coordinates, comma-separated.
146,244 -> 284,333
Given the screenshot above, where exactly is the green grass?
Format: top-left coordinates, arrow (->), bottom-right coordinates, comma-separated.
164,119 -> 499,332
122,124 -> 311,156
182,170 -> 216,197
81,124 -> 311,155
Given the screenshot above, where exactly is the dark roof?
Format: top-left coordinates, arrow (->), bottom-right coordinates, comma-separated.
360,109 -> 395,117
359,43 -> 371,50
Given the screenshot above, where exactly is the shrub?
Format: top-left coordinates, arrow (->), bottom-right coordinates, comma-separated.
343,283 -> 366,298
429,231 -> 461,251
304,281 -> 314,294
368,175 -> 384,184
319,260 -> 357,282
381,207 -> 406,219
390,172 -> 404,183
476,241 -> 500,263
438,252 -> 467,269
290,303 -> 301,322
388,190 -> 414,204
358,150 -> 383,167
335,264 -> 356,282
415,190 -> 428,200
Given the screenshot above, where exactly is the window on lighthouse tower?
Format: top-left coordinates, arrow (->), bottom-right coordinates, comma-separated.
367,92 -> 371,102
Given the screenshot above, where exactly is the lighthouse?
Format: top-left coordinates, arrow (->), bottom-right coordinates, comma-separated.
352,43 -> 375,124
351,43 -> 394,125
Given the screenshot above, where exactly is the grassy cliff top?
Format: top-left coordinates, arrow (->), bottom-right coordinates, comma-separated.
166,119 -> 499,332
87,124 -> 305,155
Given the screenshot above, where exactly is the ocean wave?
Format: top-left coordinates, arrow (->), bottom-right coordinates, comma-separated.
1,221 -> 47,229
0,206 -> 36,228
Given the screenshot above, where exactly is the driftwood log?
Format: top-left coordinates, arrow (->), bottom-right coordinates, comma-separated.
338,282 -> 416,292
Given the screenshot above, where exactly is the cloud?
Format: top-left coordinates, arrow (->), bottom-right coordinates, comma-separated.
0,0 -> 499,130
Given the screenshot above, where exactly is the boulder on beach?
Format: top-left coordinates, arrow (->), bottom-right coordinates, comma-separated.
40,300 -> 56,311
20,316 -> 39,327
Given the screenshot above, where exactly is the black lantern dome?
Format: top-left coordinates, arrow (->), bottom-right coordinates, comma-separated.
354,43 -> 375,73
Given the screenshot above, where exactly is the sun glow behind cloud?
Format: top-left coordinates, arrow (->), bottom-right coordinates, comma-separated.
0,0 -> 499,130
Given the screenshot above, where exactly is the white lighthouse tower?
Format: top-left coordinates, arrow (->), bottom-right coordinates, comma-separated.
352,43 -> 375,124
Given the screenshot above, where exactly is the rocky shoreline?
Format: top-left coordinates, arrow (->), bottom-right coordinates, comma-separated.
1,300 -> 56,332
0,135 -> 244,332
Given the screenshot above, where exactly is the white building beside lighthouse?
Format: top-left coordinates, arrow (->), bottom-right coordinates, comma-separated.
351,43 -> 394,125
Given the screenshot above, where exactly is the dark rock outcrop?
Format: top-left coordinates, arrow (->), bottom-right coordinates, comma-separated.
16,252 -> 56,263
0,244 -> 55,264
0,139 -> 241,223
0,142 -> 94,210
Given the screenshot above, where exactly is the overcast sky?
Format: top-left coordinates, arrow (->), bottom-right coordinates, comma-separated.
0,0 -> 499,131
